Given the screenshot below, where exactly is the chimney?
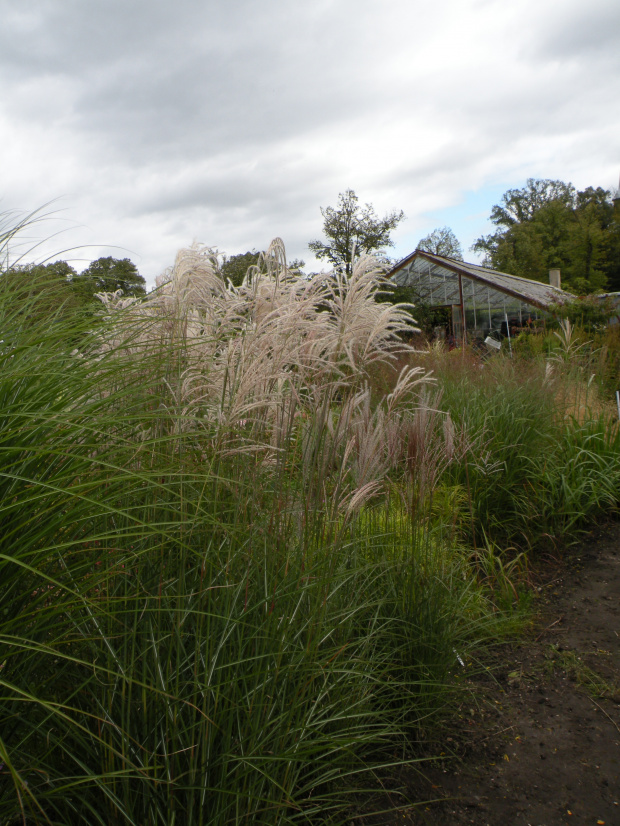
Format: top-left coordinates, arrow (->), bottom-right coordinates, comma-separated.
549,269 -> 561,289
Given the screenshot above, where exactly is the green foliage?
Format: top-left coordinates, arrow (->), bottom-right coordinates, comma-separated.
309,189 -> 404,276
2,211 -> 618,824
74,255 -> 146,299
221,249 -> 260,287
0,228 -> 506,825
546,645 -> 620,700
1,211 -> 146,327
532,416 -> 620,537
594,325 -> 620,398
600,220 -> 620,292
431,354 -> 620,550
222,251 -> 305,288
487,178 -> 576,227
3,261 -> 81,319
549,294 -> 617,332
29,258 -> 79,282
512,329 -> 545,359
0,256 -> 147,339
472,179 -> 619,293
417,226 -> 463,260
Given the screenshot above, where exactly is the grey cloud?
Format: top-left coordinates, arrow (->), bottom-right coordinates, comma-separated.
527,1 -> 620,64
133,162 -> 324,218
1,0 -> 618,285
1,0 -> 378,168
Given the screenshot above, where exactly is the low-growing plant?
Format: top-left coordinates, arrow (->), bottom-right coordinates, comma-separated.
546,646 -> 620,701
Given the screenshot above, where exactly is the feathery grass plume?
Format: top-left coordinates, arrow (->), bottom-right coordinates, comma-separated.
97,240 -> 421,454
320,254 -> 419,373
552,317 -> 587,361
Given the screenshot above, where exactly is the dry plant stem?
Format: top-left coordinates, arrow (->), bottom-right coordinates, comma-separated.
589,697 -> 620,736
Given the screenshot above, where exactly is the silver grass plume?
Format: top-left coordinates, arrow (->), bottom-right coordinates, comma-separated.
96,238 -> 453,520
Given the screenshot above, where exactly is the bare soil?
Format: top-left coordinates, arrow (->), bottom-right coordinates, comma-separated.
357,519 -> 620,826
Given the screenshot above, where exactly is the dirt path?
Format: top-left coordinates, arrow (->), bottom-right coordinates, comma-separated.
359,520 -> 620,826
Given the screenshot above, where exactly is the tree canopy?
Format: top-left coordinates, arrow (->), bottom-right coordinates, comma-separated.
472,178 -> 620,294
221,251 -> 306,287
74,256 -> 146,299
2,256 -> 147,328
309,189 -> 404,276
221,251 -> 261,288
2,261 -> 83,325
417,226 -> 463,260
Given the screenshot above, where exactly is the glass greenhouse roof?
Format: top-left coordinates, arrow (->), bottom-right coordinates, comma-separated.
390,251 -> 572,312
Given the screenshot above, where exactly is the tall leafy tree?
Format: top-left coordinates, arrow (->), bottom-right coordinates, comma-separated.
309,189 -> 404,276
601,221 -> 620,292
74,257 -> 146,300
487,179 -> 575,227
472,179 -> 618,293
417,226 -> 463,260
31,260 -> 79,283
0,261 -> 100,342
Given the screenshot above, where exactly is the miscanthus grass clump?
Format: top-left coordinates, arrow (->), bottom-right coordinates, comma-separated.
418,339 -> 620,553
0,235 -> 516,825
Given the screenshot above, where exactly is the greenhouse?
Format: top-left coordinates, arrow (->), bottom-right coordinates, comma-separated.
389,250 -> 573,342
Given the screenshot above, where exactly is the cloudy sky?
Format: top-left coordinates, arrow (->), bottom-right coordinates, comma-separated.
1,0 -> 619,286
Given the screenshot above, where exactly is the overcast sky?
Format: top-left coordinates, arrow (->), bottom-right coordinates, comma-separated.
1,0 -> 619,286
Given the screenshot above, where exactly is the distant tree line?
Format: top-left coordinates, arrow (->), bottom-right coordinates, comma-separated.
4,256 -> 146,318
9,177 -> 616,333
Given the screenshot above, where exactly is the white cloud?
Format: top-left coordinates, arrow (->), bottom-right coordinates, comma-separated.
0,0 -> 618,285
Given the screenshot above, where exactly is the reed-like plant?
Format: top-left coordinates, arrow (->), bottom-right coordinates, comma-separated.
1,238 -> 512,824
3,219 -> 618,823
423,346 -> 620,550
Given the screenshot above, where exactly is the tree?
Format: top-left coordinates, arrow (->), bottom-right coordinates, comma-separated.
601,222 -> 620,292
221,251 -> 306,288
472,179 -> 618,293
221,251 -> 260,288
487,178 -> 575,228
0,260 -> 105,341
74,257 -> 146,300
417,226 -> 463,260
309,189 -> 404,276
31,260 -> 79,282
287,258 -> 306,274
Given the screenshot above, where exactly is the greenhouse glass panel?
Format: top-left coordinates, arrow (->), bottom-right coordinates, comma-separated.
390,251 -> 571,338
